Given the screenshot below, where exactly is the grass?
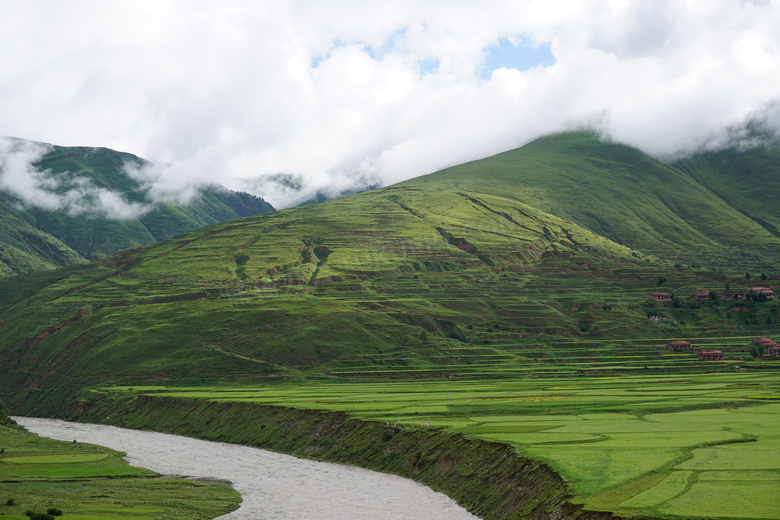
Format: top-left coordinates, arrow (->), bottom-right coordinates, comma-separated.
0,140 -> 272,276
2,132 -> 780,519
99,371 -> 779,519
0,422 -> 240,519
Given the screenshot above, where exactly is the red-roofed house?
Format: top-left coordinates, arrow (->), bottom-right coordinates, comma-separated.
653,292 -> 671,302
666,340 -> 691,351
697,350 -> 724,361
750,287 -> 776,298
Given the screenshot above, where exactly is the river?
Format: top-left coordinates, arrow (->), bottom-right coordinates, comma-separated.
14,417 -> 480,520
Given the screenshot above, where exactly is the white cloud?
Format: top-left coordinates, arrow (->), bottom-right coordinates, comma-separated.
0,138 -> 153,219
0,1 -> 778,208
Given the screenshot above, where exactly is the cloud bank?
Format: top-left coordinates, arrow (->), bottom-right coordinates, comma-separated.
1,1 -> 778,208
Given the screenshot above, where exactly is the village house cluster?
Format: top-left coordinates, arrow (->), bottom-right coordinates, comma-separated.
652,287 -> 776,302
753,337 -> 780,357
663,340 -> 724,360
693,287 -> 776,301
663,338 -> 780,360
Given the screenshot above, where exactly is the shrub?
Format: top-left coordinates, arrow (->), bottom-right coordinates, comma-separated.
657,275 -> 667,285
6,498 -> 14,506
28,514 -> 54,520
46,508 -> 63,517
761,273 -> 768,280
445,328 -> 468,342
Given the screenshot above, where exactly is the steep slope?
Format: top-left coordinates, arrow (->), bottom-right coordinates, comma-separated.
411,132 -> 780,268
1,133 -> 779,394
0,200 -> 84,275
0,140 -> 274,275
672,143 -> 780,239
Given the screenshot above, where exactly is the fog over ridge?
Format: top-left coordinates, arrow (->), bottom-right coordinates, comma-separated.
0,137 -> 153,220
1,1 -> 778,209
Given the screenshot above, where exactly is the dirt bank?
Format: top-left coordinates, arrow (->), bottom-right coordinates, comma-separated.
9,388 -> 617,520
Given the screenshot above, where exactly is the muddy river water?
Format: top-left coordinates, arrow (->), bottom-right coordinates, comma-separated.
15,417 -> 479,520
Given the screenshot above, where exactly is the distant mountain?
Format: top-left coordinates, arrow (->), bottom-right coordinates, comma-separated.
1,131 -> 778,392
0,141 -> 274,276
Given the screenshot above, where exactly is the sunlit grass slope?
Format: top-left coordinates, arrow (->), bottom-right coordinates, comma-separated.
406,132 -> 780,268
0,133 -> 778,393
673,143 -> 780,240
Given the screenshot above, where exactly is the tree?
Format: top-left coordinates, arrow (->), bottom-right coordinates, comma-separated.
419,330 -> 428,342
725,282 -> 730,291
751,342 -> 765,357
745,272 -> 751,280
657,275 -> 667,286
761,273 -> 768,280
709,290 -> 718,301
672,296 -> 682,308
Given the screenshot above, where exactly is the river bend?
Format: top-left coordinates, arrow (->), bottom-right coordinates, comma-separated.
14,417 -> 479,520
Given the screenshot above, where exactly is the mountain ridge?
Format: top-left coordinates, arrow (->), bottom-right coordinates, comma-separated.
0,131 -> 778,393
0,139 -> 274,275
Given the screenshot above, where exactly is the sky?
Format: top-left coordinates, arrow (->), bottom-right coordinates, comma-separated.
1,0 -> 779,213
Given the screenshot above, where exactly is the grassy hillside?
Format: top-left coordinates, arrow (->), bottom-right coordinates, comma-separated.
0,132 -> 778,394
413,132 -> 780,269
0,141 -> 273,276
0,201 -> 84,276
0,411 -> 240,519
672,144 -> 780,240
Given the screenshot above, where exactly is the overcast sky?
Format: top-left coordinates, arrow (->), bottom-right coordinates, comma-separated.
1,0 -> 779,211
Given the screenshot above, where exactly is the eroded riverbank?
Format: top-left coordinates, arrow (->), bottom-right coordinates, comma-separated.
10,389 -> 617,520
16,417 -> 478,520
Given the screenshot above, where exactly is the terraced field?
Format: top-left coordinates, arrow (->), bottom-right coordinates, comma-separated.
107,371 -> 780,519
0,420 -> 240,519
2,132 -> 780,520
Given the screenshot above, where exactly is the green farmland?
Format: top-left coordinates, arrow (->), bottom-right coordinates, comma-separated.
2,132 -> 780,519
0,419 -> 240,519
105,371 -> 780,519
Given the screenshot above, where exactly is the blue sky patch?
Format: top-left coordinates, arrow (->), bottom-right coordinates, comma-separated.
481,37 -> 555,78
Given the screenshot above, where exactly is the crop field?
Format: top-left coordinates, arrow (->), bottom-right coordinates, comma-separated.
3,132 -> 780,520
0,423 -> 240,519
108,371 -> 780,519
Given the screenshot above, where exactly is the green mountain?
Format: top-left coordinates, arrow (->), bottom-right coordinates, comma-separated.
0,140 -> 274,276
672,143 -> 780,240
0,132 -> 778,394
416,132 -> 780,268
